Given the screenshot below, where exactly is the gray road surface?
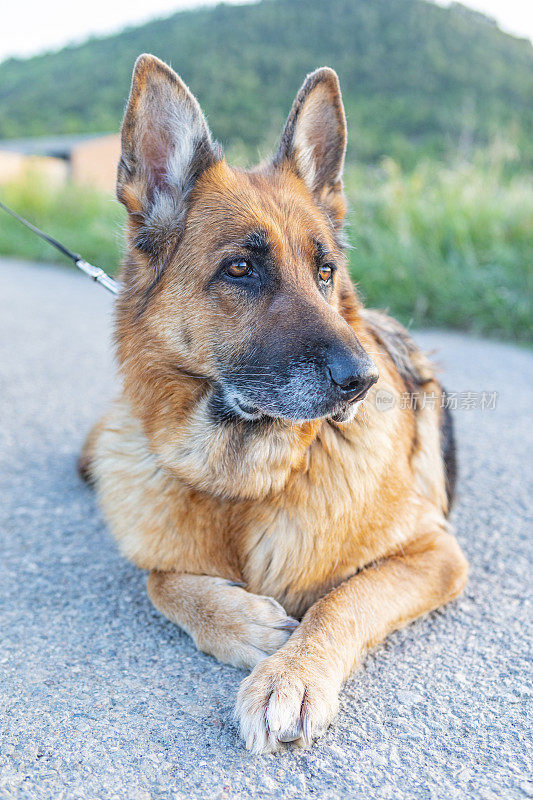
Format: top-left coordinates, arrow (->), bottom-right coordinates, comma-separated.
0,258 -> 531,800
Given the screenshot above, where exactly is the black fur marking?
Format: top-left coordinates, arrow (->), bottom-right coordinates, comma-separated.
313,238 -> 331,262
244,229 -> 270,253
181,326 -> 193,350
208,385 -> 257,426
208,389 -> 274,435
210,228 -> 271,256
363,309 -> 457,513
440,392 -> 457,513
362,309 -> 431,401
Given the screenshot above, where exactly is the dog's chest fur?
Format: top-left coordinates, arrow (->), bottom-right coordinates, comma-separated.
239,402 -> 418,615
94,383 -> 422,618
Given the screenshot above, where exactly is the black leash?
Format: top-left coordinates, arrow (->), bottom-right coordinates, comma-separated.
0,199 -> 120,295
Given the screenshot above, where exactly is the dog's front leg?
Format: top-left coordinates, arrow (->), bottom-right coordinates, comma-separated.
235,529 -> 468,752
147,572 -> 299,670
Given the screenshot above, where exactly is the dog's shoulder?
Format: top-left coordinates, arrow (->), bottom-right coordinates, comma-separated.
361,308 -> 435,395
361,308 -> 456,513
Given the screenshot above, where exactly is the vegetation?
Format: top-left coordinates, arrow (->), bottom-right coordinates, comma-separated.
1,0 -> 530,340
0,0 -> 532,170
0,171 -> 124,273
346,159 -> 532,341
2,159 -> 531,342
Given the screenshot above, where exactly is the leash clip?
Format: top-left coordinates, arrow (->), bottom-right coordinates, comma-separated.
76,259 -> 120,294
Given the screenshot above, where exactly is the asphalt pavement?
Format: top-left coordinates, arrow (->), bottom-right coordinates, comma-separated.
0,258 -> 531,800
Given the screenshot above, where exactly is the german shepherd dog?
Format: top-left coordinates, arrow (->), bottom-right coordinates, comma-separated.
81,54 -> 468,753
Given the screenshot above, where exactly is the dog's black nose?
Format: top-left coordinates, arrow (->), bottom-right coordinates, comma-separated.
328,352 -> 379,401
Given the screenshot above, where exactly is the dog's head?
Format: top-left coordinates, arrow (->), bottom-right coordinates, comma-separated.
116,54 -> 378,424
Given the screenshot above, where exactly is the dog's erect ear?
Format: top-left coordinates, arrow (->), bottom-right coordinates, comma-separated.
274,68 -> 347,224
117,54 -> 219,218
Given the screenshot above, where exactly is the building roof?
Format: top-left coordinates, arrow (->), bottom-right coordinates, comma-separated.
0,133 -> 115,159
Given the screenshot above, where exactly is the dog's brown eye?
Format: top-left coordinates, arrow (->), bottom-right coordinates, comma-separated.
226,260 -> 252,278
318,265 -> 333,283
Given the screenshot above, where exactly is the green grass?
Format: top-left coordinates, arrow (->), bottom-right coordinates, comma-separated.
0,171 -> 124,273
1,161 -> 531,342
344,160 -> 532,342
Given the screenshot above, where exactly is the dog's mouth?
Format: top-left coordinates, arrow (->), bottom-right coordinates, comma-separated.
217,385 -> 364,425
330,399 -> 363,424
231,394 -> 264,422
210,386 -> 264,422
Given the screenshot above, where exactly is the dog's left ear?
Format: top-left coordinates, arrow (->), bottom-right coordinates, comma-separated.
117,53 -> 220,219
116,54 -> 222,285
274,68 -> 347,225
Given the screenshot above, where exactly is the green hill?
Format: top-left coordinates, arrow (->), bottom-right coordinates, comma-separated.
0,0 -> 532,168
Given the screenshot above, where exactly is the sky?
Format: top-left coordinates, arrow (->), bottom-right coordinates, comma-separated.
0,0 -> 531,64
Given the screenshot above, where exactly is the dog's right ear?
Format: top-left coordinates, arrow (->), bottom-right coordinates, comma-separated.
273,68 -> 347,227
117,54 -> 219,220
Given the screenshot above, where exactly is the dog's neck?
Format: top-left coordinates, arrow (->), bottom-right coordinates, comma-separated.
122,366 -> 319,500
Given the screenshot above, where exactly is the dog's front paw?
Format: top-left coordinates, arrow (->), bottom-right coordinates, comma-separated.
234,651 -> 340,753
194,582 -> 299,671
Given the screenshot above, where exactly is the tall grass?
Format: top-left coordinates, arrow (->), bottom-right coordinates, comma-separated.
0,169 -> 124,272
0,161 -> 531,341
344,160 -> 532,341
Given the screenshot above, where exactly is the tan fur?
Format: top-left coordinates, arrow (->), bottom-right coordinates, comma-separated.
78,413 -> 109,484
83,55 -> 468,753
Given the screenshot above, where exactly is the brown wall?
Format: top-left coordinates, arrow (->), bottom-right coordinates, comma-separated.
70,134 -> 121,193
0,152 -> 68,185
0,134 -> 121,192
